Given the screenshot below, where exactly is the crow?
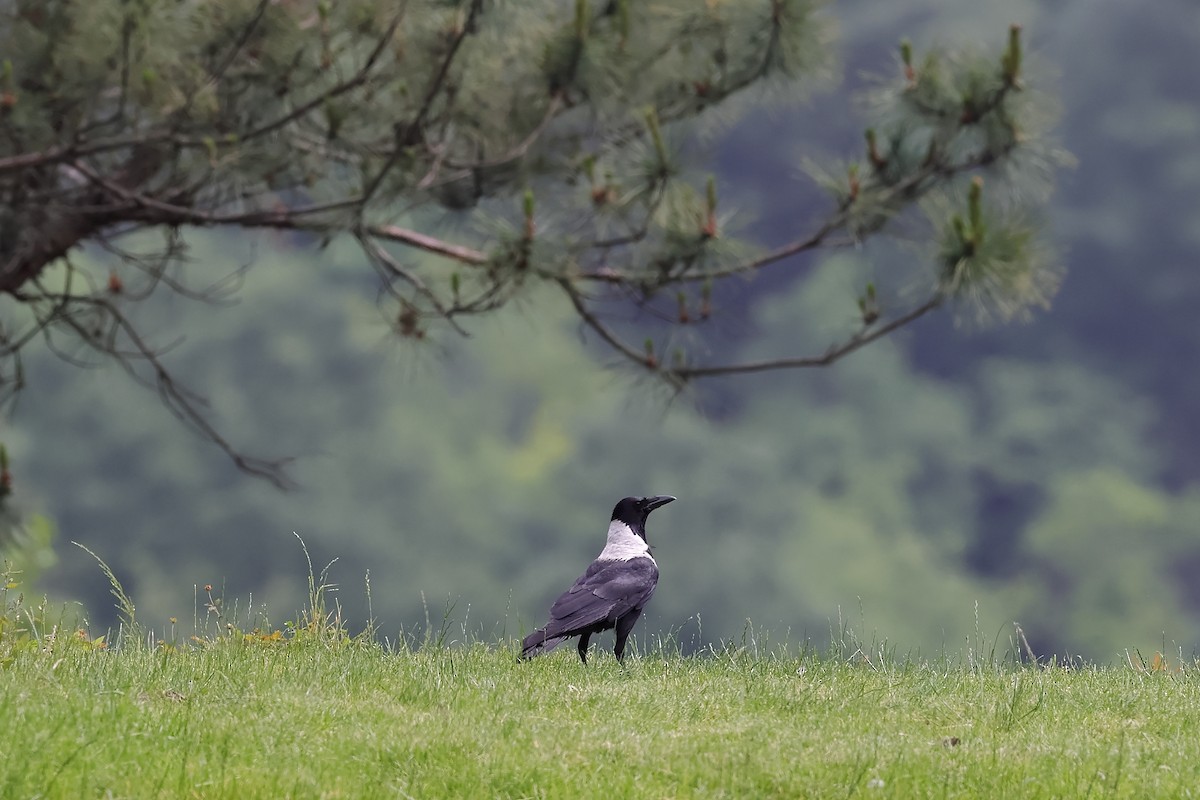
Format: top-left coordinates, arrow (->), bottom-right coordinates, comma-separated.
521,495 -> 675,664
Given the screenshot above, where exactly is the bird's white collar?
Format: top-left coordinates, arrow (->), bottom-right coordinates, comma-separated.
597,520 -> 654,562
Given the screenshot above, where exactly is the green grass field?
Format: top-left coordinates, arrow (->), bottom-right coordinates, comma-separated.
4,551 -> 1200,799
3,633 -> 1200,799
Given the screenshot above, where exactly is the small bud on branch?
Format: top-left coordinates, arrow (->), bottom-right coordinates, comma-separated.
0,60 -> 15,110
865,128 -> 886,170
703,176 -> 718,238
644,107 -> 669,173
857,282 -> 879,325
899,39 -> 915,84
1002,24 -> 1023,88
523,189 -> 536,239
968,176 -> 985,246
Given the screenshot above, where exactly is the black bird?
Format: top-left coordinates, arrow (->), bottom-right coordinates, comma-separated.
521,495 -> 675,664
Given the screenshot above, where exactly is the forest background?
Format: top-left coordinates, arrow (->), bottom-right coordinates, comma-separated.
3,0 -> 1197,662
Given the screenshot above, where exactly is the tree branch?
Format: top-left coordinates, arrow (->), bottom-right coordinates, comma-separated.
0,12 -> 1054,488
356,231 -> 470,337
28,284 -> 295,488
670,295 -> 944,379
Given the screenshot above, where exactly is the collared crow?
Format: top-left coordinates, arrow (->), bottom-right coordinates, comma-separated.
521,495 -> 675,664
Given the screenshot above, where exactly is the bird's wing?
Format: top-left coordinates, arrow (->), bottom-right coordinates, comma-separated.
546,557 -> 658,634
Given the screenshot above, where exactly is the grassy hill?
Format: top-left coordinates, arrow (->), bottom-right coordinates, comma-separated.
3,553 -> 1198,798
4,622 -> 1199,798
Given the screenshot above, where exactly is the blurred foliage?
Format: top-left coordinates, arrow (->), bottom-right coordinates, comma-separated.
0,0 -> 1065,489
3,0 -> 1200,663
9,229 -> 1199,662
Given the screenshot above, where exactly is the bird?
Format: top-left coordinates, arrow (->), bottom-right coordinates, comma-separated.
521,495 -> 675,664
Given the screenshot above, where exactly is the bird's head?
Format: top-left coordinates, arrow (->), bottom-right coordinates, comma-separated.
611,495 -> 676,541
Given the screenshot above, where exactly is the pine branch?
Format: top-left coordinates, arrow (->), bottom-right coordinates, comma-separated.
22,283 -> 295,488
669,295 -> 944,379
0,8 -> 1060,486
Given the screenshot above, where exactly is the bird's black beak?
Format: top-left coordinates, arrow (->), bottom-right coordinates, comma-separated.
642,495 -> 676,512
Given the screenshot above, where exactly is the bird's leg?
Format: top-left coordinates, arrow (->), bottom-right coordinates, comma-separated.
613,609 -> 643,664
577,632 -> 592,664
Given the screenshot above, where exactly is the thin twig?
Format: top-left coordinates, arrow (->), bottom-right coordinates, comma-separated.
671,295 -> 944,379
357,232 -> 470,337
558,279 -> 660,372
32,287 -> 295,488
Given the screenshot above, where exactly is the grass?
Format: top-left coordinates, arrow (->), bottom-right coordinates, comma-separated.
5,641 -> 1200,798
3,553 -> 1200,798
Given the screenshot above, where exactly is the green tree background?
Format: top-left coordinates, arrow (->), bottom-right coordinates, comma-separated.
4,0 -> 1199,661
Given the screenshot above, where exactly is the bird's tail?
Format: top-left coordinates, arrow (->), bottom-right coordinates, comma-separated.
520,627 -> 565,660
